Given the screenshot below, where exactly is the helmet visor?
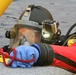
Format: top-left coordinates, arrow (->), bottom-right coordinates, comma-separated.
9,24 -> 41,48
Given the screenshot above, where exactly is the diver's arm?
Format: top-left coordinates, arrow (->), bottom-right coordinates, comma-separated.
8,43 -> 76,73
32,43 -> 76,73
32,43 -> 54,66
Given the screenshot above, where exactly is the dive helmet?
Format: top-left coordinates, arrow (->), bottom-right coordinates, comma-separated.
5,4 -> 53,48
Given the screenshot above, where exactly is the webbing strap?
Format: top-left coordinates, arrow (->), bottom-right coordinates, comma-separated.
55,53 -> 76,73
55,53 -> 76,68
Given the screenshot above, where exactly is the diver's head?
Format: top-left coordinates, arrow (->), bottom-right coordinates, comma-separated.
5,4 -> 53,48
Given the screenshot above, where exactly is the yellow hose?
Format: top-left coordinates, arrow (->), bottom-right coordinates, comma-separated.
0,0 -> 12,16
67,39 -> 76,46
0,55 -> 9,63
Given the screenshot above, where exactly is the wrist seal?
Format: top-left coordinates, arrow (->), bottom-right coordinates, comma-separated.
32,43 -> 54,66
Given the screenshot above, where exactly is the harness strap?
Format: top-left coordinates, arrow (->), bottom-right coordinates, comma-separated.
55,53 -> 76,73
55,53 -> 76,67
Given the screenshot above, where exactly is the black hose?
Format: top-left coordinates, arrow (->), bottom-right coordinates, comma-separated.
65,23 -> 76,39
62,23 -> 76,46
62,34 -> 76,46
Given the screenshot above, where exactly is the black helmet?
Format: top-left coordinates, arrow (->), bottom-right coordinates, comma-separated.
18,4 -> 53,31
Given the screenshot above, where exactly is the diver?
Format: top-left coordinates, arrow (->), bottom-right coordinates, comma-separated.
2,4 -> 54,52
1,4 -> 76,74
7,40 -> 76,73
3,4 -> 62,53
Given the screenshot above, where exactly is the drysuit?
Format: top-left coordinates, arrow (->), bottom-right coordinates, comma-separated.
7,43 -> 76,73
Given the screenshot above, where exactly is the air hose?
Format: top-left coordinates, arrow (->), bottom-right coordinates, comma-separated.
0,48 -> 35,66
62,34 -> 76,46
62,23 -> 76,46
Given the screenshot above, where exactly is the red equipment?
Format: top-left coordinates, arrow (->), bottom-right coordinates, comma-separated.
50,45 -> 76,73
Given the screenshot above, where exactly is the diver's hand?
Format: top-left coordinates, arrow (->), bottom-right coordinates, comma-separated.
8,45 -> 39,68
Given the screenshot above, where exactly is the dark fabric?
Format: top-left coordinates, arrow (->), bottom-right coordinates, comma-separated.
29,6 -> 53,25
55,53 -> 76,73
55,53 -> 76,68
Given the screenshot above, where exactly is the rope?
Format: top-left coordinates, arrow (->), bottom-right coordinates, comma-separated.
0,48 -> 35,66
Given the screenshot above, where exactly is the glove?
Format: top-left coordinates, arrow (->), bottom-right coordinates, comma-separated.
8,45 -> 39,68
